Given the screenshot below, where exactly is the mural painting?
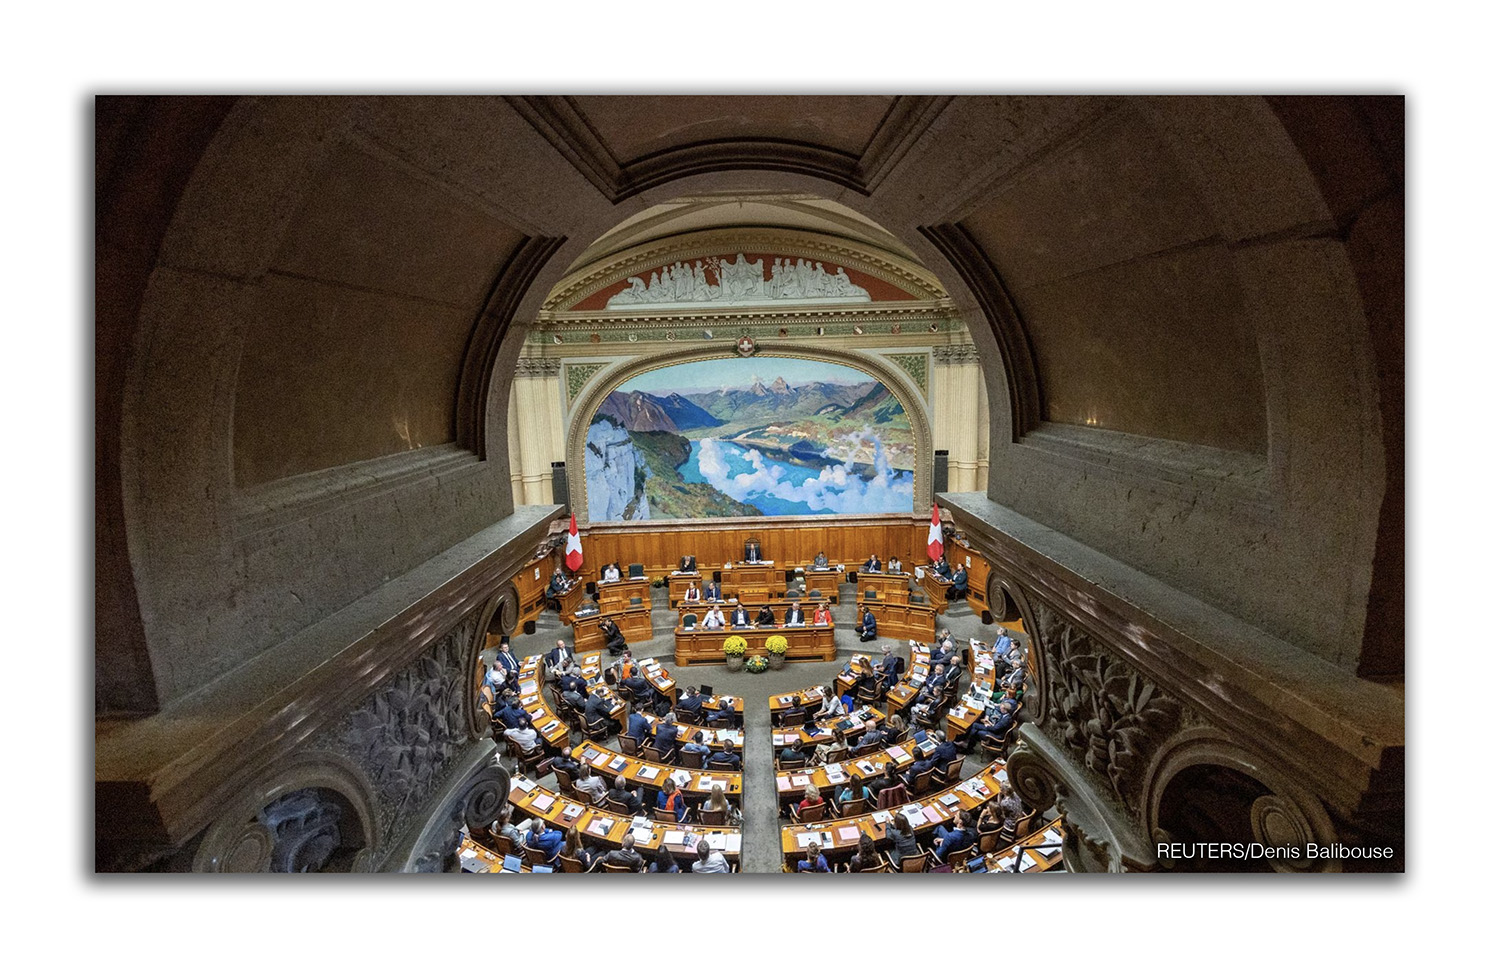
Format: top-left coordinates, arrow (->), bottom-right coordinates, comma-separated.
585,358 -> 915,521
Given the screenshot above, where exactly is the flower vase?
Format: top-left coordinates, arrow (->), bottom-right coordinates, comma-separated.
726,655 -> 745,672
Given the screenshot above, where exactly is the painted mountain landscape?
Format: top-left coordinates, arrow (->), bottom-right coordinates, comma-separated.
585,358 -> 915,521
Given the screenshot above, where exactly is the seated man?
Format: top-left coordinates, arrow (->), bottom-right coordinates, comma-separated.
933,557 -> 953,580
493,638 -> 520,681
702,605 -> 726,630
705,696 -> 738,727
678,554 -> 697,573
783,602 -> 805,626
605,775 -> 642,815
755,603 -> 777,627
858,607 -> 878,642
902,736 -> 959,787
545,566 -> 574,610
693,838 -> 731,873
682,582 -> 701,603
681,730 -> 713,759
624,705 -> 652,745
558,677 -> 587,714
504,714 -> 541,754
493,692 -> 527,731
704,579 -> 723,602
544,639 -> 573,678
602,833 -> 645,872
677,685 -> 706,718
862,554 -> 882,573
653,713 -> 681,762
930,810 -> 975,863
995,628 -> 1015,653
558,665 -> 589,699
526,818 -> 564,864
601,562 -> 622,582
777,738 -> 809,768
947,565 -> 969,601
730,604 -> 751,628
877,643 -> 900,690
544,749 -> 581,784
706,744 -> 743,771
812,551 -> 829,570
964,698 -> 1018,749
620,670 -> 653,706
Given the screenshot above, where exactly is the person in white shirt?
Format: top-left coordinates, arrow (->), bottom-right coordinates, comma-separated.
815,684 -> 843,718
504,715 -> 540,753
602,563 -> 621,582
693,838 -> 731,873
684,583 -> 701,603
702,605 -> 726,630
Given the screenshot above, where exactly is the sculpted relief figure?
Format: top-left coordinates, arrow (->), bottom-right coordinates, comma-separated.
605,253 -> 872,308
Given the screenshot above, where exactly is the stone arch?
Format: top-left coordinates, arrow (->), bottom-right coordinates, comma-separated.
1143,727 -> 1340,873
191,751 -> 379,873
563,342 -> 935,526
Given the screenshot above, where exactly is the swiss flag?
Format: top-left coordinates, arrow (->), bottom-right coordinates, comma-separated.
926,504 -> 944,562
564,514 -> 584,572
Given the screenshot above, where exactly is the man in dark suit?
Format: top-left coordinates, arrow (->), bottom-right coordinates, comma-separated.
625,705 -> 651,745
679,554 -> 697,573
930,810 -> 975,863
783,602 -> 805,626
877,644 -> 900,690
494,693 -> 527,730
620,669 -> 653,706
705,696 -> 738,727
858,608 -> 878,642
862,554 -> 881,573
948,565 -> 969,601
526,818 -> 564,864
677,685 -> 705,719
606,775 -> 641,815
963,699 -> 1018,750
602,834 -> 645,871
755,604 -> 776,627
704,579 -> 723,601
902,737 -> 958,787
493,639 -> 519,680
653,713 -> 681,762
707,745 -> 743,771
584,690 -> 620,735
599,616 -> 626,655
731,604 -> 751,628
933,557 -> 953,580
544,639 -> 573,677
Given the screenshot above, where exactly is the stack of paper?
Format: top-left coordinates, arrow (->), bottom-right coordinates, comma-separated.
836,825 -> 860,844
588,817 -> 614,836
825,765 -> 847,784
871,810 -> 893,824
671,770 -> 692,787
591,750 -> 611,766
512,776 -> 537,793
637,766 -> 660,780
707,832 -> 728,849
610,756 -> 627,771
663,830 -> 686,846
725,833 -> 742,852
532,793 -> 556,812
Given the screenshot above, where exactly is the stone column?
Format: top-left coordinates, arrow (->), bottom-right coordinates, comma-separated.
513,358 -> 563,505
933,344 -> 986,491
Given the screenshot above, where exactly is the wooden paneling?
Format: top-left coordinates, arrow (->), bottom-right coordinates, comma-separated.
598,577 -> 654,613
581,516 -> 931,583
510,552 -> 555,630
572,607 -> 653,652
862,601 -> 937,643
674,626 -> 835,665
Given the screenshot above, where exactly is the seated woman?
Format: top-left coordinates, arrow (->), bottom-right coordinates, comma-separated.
848,832 -> 883,871
812,602 -> 833,626
683,582 -> 701,603
795,785 -> 825,819
815,684 -> 843,718
657,778 -> 688,822
883,812 -> 920,862
796,843 -> 831,873
702,784 -> 737,825
647,844 -> 679,873
563,824 -> 599,870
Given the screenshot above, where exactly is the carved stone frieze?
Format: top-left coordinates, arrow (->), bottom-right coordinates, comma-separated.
932,343 -> 979,366
1032,602 -> 1183,818
515,357 -> 562,376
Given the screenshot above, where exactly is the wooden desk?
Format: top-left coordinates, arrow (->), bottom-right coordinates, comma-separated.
572,606 -> 654,652
950,540 -> 992,615
457,837 -> 515,873
775,738 -> 925,800
509,777 -> 742,865
722,561 -> 779,604
556,582 -> 585,625
882,645 -> 932,718
667,572 -> 701,607
946,643 -> 999,741
779,761 -> 1010,859
855,571 -> 910,604
768,685 -> 835,724
798,569 -> 841,604
865,600 -> 937,643
638,656 -> 744,724
977,817 -> 1066,873
518,655 -> 626,746
597,577 -> 653,613
674,623 -> 835,665
772,705 -> 884,748
917,568 -> 954,614
572,740 -> 743,801
640,710 -> 745,752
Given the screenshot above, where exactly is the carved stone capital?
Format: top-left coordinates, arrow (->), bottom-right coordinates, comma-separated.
932,343 -> 979,366
515,357 -> 562,376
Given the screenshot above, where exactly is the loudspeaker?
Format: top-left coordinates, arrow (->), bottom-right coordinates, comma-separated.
933,450 -> 950,494
551,461 -> 568,510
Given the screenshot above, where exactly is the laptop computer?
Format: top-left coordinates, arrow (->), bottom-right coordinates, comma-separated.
700,684 -> 714,698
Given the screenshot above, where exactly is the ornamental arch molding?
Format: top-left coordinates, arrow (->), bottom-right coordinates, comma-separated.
564,343 -> 934,527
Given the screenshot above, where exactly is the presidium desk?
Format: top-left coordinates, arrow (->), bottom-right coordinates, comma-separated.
674,621 -> 835,665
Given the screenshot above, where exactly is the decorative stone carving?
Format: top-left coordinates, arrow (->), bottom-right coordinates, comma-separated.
260,790 -> 345,873
1032,603 -> 1182,817
494,583 -> 520,636
515,357 -> 562,376
932,343 -> 979,366
887,353 -> 929,394
605,254 -> 870,309
406,762 -> 511,874
565,362 -> 609,402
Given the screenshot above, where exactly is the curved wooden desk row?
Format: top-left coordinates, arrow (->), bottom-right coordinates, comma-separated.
510,776 -> 742,863
458,837 -> 533,874
774,737 -> 924,797
637,656 -> 745,718
639,710 -> 746,752
834,645 -> 932,717
769,684 -> 830,712
517,655 -> 625,747
669,569 -> 843,606
975,817 -> 1066,873
572,740 -> 743,799
772,704 -> 884,748
674,624 -> 835,666
779,761 -> 1010,858
945,641 -> 1002,741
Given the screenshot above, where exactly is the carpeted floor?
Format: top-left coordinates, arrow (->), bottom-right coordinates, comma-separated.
495,576 -> 1018,873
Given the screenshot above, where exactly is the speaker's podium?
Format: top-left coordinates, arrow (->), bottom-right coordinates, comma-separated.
724,539 -> 775,604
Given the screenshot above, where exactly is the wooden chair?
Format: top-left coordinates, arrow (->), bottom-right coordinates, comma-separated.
845,854 -> 891,873
781,708 -> 809,727
522,843 -> 552,868
977,733 -> 1008,761
790,800 -> 828,823
618,733 -> 640,755
679,748 -> 704,768
840,795 -> 871,817
639,745 -> 662,763
654,807 -> 681,823
601,862 -> 637,873
551,766 -> 575,791
557,852 -> 586,873
943,757 -> 965,784
697,806 -> 727,826
931,842 -> 975,871
856,682 -> 884,705
898,852 -> 929,873
777,752 -> 807,770
676,707 -> 702,726
911,766 -> 937,797
1014,810 -> 1038,840
875,784 -> 910,809
977,828 -> 1006,854
913,704 -> 944,732
584,718 -> 612,743
823,745 -> 850,763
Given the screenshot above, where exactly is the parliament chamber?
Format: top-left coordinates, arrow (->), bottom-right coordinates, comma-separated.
96,94 -> 1403,877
